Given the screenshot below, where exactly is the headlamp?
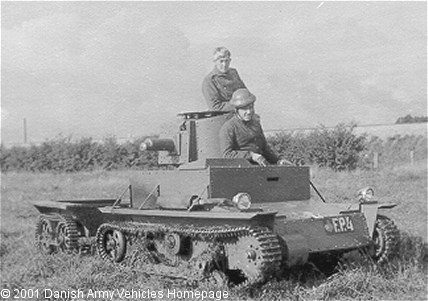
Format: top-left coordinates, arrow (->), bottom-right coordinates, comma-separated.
357,187 -> 374,203
232,193 -> 252,211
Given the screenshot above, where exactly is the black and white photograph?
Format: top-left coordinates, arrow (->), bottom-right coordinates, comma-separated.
1,1 -> 427,300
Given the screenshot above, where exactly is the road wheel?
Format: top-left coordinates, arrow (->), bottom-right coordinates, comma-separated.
97,224 -> 127,262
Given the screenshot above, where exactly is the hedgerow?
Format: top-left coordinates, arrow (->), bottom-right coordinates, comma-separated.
1,123 -> 425,172
268,123 -> 367,171
0,136 -> 158,173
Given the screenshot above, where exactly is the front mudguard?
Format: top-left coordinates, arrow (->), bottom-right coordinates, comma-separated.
358,202 -> 397,238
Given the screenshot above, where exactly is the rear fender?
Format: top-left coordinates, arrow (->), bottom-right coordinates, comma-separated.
32,200 -> 108,235
359,202 -> 397,238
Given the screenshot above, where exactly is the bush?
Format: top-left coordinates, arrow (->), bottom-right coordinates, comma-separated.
2,123 -> 423,173
268,123 -> 367,171
0,135 -> 158,173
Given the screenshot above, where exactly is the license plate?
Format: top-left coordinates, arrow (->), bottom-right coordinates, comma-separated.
324,215 -> 355,233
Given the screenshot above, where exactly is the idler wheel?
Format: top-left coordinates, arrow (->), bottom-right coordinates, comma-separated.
35,215 -> 55,254
97,224 -> 127,262
371,215 -> 399,264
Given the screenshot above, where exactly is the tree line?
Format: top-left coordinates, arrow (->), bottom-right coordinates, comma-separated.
395,114 -> 428,124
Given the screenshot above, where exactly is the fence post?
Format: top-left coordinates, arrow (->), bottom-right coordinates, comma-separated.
373,152 -> 379,169
410,150 -> 414,166
23,118 -> 27,144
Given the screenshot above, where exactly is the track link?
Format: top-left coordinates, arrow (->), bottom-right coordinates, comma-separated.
56,215 -> 79,251
373,215 -> 400,264
96,222 -> 282,286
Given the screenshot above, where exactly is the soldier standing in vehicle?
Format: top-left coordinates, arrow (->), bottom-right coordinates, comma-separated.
202,47 -> 247,111
219,88 -> 293,166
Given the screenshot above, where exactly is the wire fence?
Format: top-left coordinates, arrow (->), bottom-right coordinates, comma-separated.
2,122 -> 427,147
265,122 -> 427,139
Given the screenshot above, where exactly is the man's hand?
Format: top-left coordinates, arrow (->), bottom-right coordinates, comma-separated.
251,152 -> 269,167
277,158 -> 294,166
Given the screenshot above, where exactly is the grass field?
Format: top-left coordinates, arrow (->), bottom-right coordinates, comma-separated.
265,122 -> 427,141
1,163 -> 427,301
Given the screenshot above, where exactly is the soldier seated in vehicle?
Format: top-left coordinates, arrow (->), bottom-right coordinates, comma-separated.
219,88 -> 293,166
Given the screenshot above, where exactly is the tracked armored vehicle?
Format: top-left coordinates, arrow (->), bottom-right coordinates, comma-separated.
33,110 -> 399,286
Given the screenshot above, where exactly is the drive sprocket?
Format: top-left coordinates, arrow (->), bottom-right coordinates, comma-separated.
223,227 -> 282,285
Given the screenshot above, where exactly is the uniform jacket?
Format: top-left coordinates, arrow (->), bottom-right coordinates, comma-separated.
202,67 -> 246,111
219,114 -> 281,164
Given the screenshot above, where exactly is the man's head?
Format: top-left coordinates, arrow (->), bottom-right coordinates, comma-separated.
230,88 -> 256,122
213,47 -> 231,73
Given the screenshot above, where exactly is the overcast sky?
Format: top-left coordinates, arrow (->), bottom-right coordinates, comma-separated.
1,1 -> 426,144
